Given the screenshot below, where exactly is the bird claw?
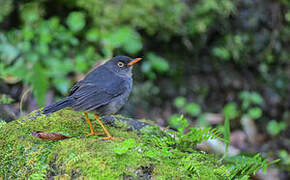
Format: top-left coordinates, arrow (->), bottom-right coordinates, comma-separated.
100,136 -> 122,141
85,132 -> 104,137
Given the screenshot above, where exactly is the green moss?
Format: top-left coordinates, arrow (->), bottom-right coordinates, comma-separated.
0,109 -> 230,179
110,115 -> 132,130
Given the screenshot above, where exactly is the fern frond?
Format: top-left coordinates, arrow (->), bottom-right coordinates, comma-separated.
177,127 -> 224,149
226,154 -> 278,179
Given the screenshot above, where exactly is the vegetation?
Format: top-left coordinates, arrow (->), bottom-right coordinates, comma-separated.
0,110 -> 274,179
2,0 -> 288,107
0,0 -> 289,178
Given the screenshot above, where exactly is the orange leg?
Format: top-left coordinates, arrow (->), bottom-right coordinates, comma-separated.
83,112 -> 104,136
94,114 -> 121,141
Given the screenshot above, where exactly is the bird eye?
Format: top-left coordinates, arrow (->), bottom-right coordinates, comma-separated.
117,61 -> 125,68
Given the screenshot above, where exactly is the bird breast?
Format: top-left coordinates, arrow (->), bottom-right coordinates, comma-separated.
93,78 -> 132,116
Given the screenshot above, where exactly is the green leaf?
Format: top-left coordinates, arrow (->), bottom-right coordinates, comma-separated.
0,94 -> 14,104
267,120 -> 286,136
239,91 -> 264,110
75,55 -> 90,73
279,150 -> 290,165
212,47 -> 230,60
48,17 -> 60,30
147,53 -> 170,73
20,2 -> 41,23
279,150 -> 289,160
104,27 -> 142,54
184,103 -> 201,116
247,107 -> 262,120
267,121 -> 279,135
28,63 -> 49,106
0,0 -> 12,23
52,77 -> 71,95
223,102 -> 238,120
22,27 -> 34,40
36,43 -> 49,55
250,92 -> 264,105
45,58 -> 73,77
26,52 -> 39,62
174,96 -> 187,109
0,42 -> 20,63
239,91 -> 251,100
66,12 -> 86,32
86,28 -> 99,42
279,121 -> 287,130
223,115 -> 230,157
6,59 -> 29,80
120,28 -> 142,54
239,91 -> 251,110
169,114 -> 189,131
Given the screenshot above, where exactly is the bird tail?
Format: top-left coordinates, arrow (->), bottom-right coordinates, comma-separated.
41,97 -> 75,115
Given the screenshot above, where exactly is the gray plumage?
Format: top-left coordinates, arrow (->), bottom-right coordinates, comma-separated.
41,56 -> 134,116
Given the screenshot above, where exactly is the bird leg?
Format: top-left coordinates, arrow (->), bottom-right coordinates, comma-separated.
94,114 -> 121,141
84,112 -> 104,136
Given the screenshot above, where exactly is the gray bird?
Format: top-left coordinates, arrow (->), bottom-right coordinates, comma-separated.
41,56 -> 142,140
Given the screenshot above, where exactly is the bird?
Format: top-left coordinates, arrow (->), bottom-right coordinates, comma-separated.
40,56 -> 142,140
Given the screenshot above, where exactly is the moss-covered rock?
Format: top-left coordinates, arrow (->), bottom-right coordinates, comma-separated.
0,109 -> 229,179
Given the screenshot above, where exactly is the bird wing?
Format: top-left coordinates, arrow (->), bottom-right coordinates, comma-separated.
69,81 -> 83,96
69,65 -> 113,96
69,69 -> 128,111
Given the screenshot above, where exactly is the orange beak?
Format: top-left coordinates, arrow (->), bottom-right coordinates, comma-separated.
128,58 -> 142,66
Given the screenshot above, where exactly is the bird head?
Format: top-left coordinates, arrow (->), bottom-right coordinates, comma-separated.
105,56 -> 142,76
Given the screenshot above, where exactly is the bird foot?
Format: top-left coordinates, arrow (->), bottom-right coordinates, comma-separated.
100,136 -> 122,141
85,132 -> 104,137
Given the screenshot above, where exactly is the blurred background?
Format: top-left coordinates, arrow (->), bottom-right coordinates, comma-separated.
0,0 -> 289,179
